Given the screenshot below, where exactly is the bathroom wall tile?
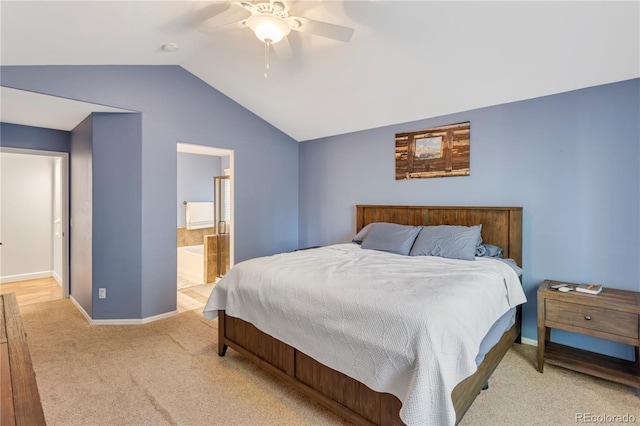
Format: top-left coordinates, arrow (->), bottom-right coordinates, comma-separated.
177,227 -> 216,247
205,235 -> 217,283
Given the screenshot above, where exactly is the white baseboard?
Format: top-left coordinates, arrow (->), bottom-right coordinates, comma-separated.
69,295 -> 178,325
1,270 -> 53,284
70,295 -> 93,322
520,337 -> 537,346
53,271 -> 63,286
90,310 -> 179,325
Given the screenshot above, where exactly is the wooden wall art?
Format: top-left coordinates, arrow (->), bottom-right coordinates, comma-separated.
395,122 -> 470,180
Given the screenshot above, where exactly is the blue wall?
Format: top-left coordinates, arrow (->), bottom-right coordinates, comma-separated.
299,78 -> 640,360
1,65 -> 299,319
2,65 -> 637,361
92,112 -> 143,320
70,115 -> 93,316
7,113 -> 143,320
1,122 -> 70,152
177,152 -> 222,228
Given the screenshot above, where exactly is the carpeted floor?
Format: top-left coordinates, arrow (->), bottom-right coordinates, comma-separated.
20,299 -> 639,426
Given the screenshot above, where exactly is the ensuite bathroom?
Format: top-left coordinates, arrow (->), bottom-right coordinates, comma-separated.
176,145 -> 232,312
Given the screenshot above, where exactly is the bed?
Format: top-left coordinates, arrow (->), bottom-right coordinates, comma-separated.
203,205 -> 525,425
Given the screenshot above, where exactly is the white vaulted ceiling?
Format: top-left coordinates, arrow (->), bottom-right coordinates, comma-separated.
0,87 -> 133,131
1,1 -> 638,141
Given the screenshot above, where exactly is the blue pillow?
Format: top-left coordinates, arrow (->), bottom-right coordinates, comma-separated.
353,222 -> 421,256
352,223 -> 374,244
409,225 -> 482,260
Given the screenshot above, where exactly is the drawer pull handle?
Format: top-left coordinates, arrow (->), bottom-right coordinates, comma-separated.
584,315 -> 592,320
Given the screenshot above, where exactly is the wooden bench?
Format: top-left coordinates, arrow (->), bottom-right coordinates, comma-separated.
1,293 -> 46,425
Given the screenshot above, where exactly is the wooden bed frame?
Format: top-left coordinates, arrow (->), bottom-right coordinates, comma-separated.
217,205 -> 523,425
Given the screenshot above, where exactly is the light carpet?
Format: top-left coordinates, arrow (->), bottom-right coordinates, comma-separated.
20,299 -> 639,425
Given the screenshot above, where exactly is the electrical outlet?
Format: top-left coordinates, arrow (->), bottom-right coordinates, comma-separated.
98,288 -> 106,299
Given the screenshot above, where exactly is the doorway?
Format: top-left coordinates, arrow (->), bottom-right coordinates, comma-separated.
0,147 -> 70,306
175,142 -> 234,312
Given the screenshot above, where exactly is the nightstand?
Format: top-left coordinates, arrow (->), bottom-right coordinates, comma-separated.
537,280 -> 640,388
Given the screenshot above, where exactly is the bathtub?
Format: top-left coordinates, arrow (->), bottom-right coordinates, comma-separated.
177,245 -> 204,287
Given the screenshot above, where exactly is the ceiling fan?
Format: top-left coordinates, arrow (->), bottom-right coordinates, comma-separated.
199,1 -> 354,77
200,1 -> 355,45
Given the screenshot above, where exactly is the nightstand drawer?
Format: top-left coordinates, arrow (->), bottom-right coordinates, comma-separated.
545,299 -> 639,340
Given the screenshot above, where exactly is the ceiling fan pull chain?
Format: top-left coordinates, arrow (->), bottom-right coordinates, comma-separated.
264,39 -> 271,79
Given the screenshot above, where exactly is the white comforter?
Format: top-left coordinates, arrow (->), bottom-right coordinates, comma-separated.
203,244 -> 527,425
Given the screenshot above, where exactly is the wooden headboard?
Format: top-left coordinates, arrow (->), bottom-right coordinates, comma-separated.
356,205 -> 523,266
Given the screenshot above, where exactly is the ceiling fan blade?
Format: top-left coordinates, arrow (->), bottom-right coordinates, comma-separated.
271,31 -> 304,70
191,3 -> 233,25
286,30 -> 304,59
160,2 -> 234,33
291,16 -> 354,42
200,19 -> 247,37
237,1 -> 258,14
281,0 -> 299,14
285,31 -> 304,70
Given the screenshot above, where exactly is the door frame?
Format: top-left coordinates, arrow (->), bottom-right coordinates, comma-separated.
0,147 -> 70,297
176,142 -> 234,269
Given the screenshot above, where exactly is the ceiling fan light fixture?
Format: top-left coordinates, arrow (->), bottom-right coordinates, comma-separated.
248,14 -> 291,44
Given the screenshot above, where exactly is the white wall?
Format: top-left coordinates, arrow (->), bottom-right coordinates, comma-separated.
52,157 -> 63,284
0,152 -> 55,282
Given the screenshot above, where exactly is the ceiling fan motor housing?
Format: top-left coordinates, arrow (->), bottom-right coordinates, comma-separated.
254,1 -> 287,19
